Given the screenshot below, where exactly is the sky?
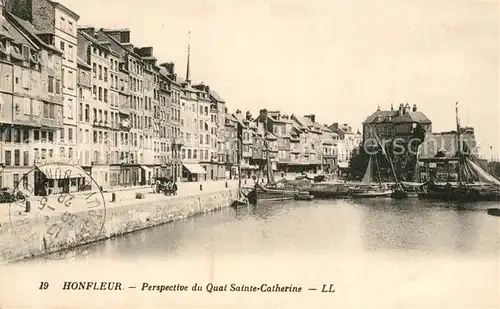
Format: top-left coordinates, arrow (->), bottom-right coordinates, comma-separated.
61,0 -> 499,159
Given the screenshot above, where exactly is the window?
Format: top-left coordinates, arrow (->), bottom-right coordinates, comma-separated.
48,76 -> 54,93
67,70 -> 73,88
13,128 -> 20,143
60,128 -> 65,142
104,89 -> 108,103
68,128 -> 73,142
14,150 -> 20,166
85,104 -> 90,122
33,100 -> 40,116
60,41 -> 65,53
24,98 -> 30,115
48,131 -> 53,142
67,99 -> 73,119
23,128 -> 29,143
68,45 -> 73,61
5,150 -> 11,165
23,151 -> 29,166
61,69 -> 65,87
68,21 -> 73,33
60,17 -> 65,29
104,68 -> 107,81
55,79 -> 61,94
13,174 -> 19,188
93,63 -> 96,77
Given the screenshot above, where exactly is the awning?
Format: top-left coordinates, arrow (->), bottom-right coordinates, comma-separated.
337,162 -> 349,169
140,165 -> 152,174
37,164 -> 88,179
183,163 -> 207,174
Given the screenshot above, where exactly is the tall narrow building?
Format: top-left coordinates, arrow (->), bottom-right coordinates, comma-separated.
5,0 -> 79,166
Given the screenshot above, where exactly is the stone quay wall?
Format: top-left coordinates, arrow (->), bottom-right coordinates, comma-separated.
0,188 -> 237,264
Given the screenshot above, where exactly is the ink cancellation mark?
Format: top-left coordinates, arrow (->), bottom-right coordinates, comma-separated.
8,162 -> 107,260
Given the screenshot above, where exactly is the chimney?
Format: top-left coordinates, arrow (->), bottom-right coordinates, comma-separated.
245,111 -> 252,121
412,104 -> 417,112
103,29 -> 130,43
160,62 -> 175,74
4,0 -> 33,22
304,114 -> 316,123
235,109 -> 242,115
136,47 -> 153,57
391,104 -> 394,111
404,103 -> 411,114
259,109 -> 268,120
399,104 -> 404,116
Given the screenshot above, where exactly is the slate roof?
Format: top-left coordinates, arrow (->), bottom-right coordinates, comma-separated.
363,107 -> 431,125
209,90 -> 224,102
78,30 -> 112,53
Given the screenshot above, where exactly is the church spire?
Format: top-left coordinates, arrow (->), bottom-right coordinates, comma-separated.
186,31 -> 191,84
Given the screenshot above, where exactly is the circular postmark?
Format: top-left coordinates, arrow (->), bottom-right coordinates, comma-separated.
8,162 -> 107,260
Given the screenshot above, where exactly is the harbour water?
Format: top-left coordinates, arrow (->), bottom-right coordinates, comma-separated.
5,198 -> 500,308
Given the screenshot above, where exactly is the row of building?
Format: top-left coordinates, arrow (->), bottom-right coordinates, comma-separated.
0,0 -> 362,193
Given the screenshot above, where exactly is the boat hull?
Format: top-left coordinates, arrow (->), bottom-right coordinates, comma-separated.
419,184 -> 500,202
253,185 -> 300,203
305,183 -> 352,199
294,194 -> 314,201
350,189 -> 393,198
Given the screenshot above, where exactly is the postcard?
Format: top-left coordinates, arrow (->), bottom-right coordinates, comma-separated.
1,0 -> 499,308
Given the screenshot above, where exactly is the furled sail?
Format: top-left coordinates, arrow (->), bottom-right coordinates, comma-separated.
361,156 -> 373,185
465,158 -> 500,186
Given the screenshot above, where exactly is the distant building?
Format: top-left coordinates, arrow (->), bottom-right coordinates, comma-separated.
329,122 -> 362,168
418,127 -> 477,182
362,103 -> 432,143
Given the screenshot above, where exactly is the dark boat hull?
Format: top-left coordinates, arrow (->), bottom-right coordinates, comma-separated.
419,184 -> 500,202
252,185 -> 300,204
487,208 -> 500,217
294,194 -> 314,201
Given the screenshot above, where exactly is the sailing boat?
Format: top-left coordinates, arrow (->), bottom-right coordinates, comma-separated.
393,145 -> 427,199
250,118 -> 303,204
349,154 -> 392,198
420,103 -> 500,202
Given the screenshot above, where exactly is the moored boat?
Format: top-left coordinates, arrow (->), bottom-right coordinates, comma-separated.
294,191 -> 314,201
350,185 -> 393,198
487,208 -> 500,217
349,152 -> 393,198
419,104 -> 500,202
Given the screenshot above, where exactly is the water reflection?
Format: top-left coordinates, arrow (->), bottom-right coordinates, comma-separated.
357,198 -> 500,255
21,198 -> 500,265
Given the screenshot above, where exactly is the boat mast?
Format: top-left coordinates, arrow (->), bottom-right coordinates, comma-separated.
374,131 -> 400,189
264,115 -> 273,184
374,154 -> 382,186
455,102 -> 464,186
236,121 -> 242,198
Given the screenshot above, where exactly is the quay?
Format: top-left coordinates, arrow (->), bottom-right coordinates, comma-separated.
0,180 -> 238,264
